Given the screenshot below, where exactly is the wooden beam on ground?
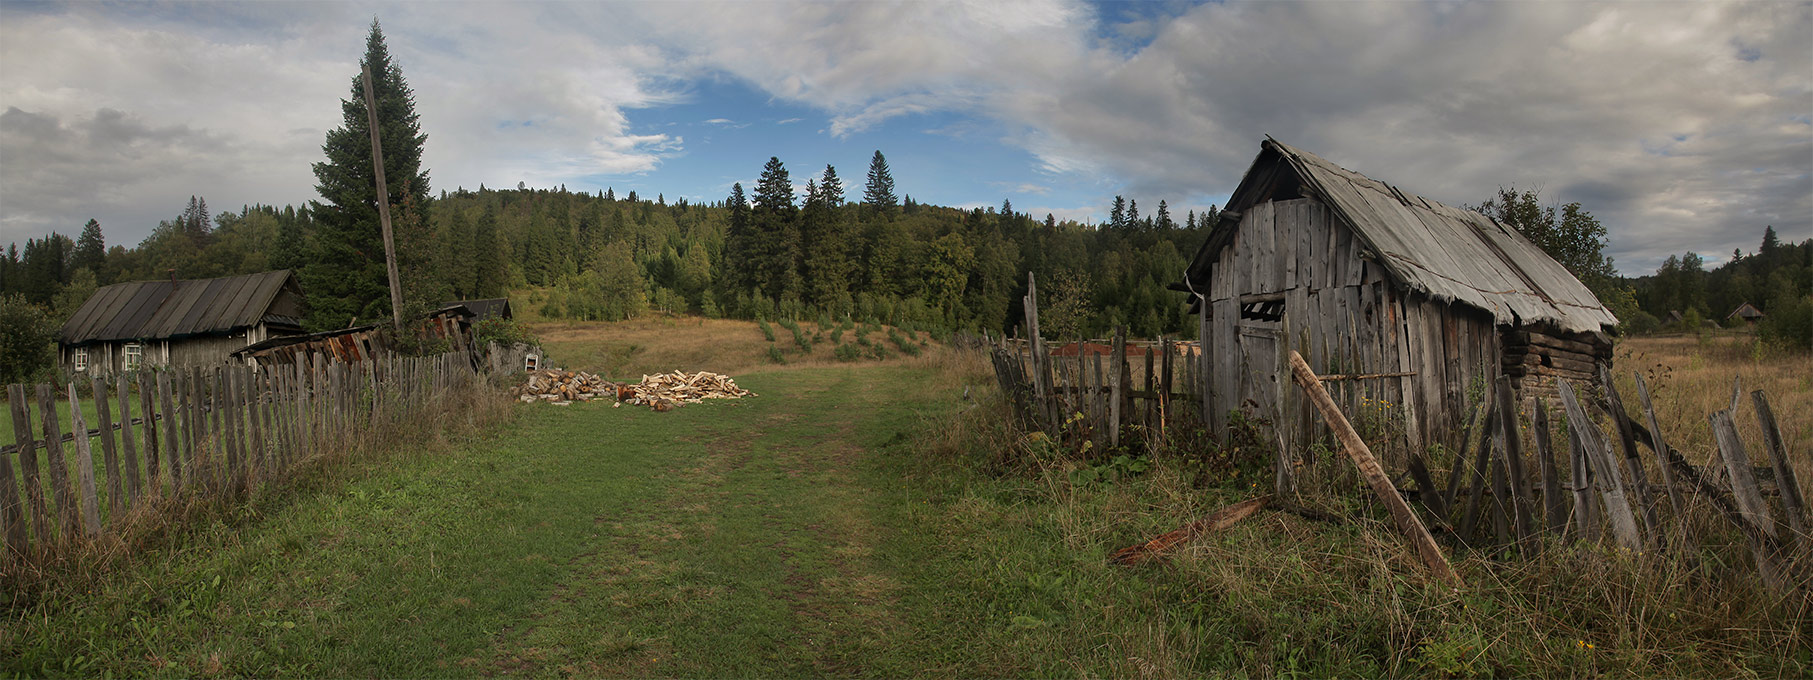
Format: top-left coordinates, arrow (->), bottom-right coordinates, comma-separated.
1109,496 -> 1271,566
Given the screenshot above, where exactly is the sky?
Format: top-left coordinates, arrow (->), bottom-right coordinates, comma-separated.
0,0 -> 1808,276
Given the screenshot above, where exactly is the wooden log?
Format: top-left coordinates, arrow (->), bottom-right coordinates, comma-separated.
1709,409 -> 1777,540
1558,380 -> 1644,551
1599,364 -> 1661,550
92,376 -> 123,522
64,386 -> 101,537
1751,390 -> 1808,541
1287,351 -> 1463,588
1532,397 -> 1566,535
37,384 -> 79,541
1109,496 -> 1272,566
1502,331 -> 1604,358
1495,377 -> 1535,543
3,384 -> 32,555
117,374 -> 142,503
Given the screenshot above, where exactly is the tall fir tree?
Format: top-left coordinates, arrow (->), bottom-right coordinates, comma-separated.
803,164 -> 852,313
863,150 -> 897,217
471,203 -> 505,298
303,19 -> 431,330
721,182 -> 753,296
751,157 -> 800,302
1110,196 -> 1126,229
73,219 -> 106,277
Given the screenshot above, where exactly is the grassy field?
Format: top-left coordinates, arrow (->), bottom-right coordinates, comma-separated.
529,314 -> 929,380
4,321 -> 1806,677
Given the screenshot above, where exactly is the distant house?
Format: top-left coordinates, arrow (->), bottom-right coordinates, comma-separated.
57,270 -> 306,377
1726,302 -> 1764,326
444,298 -> 512,323
1175,139 -> 1617,453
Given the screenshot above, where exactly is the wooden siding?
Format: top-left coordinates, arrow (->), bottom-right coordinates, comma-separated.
1202,197 -> 1500,460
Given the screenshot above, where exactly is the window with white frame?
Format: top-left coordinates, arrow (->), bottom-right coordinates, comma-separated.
124,343 -> 143,371
74,348 -> 88,372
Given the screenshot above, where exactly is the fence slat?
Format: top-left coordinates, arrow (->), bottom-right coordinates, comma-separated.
117,374 -> 142,504
1634,373 -> 1693,552
2,385 -> 29,556
138,372 -> 158,493
1110,327 -> 1126,448
92,377 -> 122,523
1532,397 -> 1566,535
1558,380 -> 1643,551
36,384 -> 79,542
1459,406 -> 1497,540
64,386 -> 102,536
1709,409 -> 1777,540
158,370 -> 180,488
227,367 -> 245,490
1600,365 -> 1662,550
1750,390 -> 1808,541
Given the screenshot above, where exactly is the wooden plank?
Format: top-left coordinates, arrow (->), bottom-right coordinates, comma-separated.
1558,381 -> 1643,550
1459,406 -> 1496,540
1567,412 -> 1600,542
1709,409 -> 1777,540
158,370 -> 180,488
222,367 -> 242,489
1632,374 -> 1691,552
1143,341 -> 1155,430
64,386 -> 101,536
1092,351 -> 1106,448
1288,351 -> 1463,587
1495,377 -> 1535,544
92,376 -> 123,522
1750,390 -> 1808,541
1490,421 -> 1512,547
1532,397 -> 1566,535
1442,401 -> 1482,515
137,372 -> 158,493
3,384 -> 33,555
1160,338 -> 1174,433
37,384 -> 79,541
1599,364 -> 1661,549
116,374 -> 141,504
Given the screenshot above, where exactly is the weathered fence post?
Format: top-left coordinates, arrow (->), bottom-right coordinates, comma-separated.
37,384 -> 79,541
93,376 -> 123,522
1287,351 -> 1463,588
1532,397 -> 1566,535
116,374 -> 141,504
1600,365 -> 1662,550
10,384 -> 49,547
2,385 -> 29,556
1633,373 -> 1693,552
1495,377 -> 1535,545
1558,380 -> 1643,551
1750,390 -> 1808,543
65,385 -> 102,536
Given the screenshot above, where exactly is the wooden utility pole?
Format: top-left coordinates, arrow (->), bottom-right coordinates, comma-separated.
361,63 -> 405,330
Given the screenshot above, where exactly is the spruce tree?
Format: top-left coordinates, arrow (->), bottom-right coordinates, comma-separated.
73,219 -> 105,276
1110,196 -> 1126,229
471,203 -> 505,297
803,165 -> 851,313
304,19 -> 431,330
863,150 -> 896,217
752,157 -> 800,302
721,182 -> 753,296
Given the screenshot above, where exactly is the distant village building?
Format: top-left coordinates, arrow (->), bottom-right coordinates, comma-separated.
57,270 -> 306,377
1176,139 -> 1617,453
1725,302 -> 1764,327
444,298 -> 512,323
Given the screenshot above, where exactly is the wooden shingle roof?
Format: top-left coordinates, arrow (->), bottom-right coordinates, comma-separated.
1183,139 -> 1618,334
58,270 -> 303,345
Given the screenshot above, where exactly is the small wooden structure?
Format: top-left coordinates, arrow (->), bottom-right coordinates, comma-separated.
1176,139 -> 1617,453
56,270 -> 306,377
231,305 -> 474,368
1726,302 -> 1764,327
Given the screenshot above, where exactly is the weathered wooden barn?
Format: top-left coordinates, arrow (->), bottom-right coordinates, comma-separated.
444,298 -> 513,323
1177,139 -> 1618,453
231,304 -> 477,367
57,270 -> 306,377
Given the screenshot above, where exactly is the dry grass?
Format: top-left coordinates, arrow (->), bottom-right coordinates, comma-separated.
529,315 -> 938,380
1614,333 -> 1811,494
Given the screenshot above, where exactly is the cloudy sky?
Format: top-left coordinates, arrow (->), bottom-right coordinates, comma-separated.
1,0 -> 1807,275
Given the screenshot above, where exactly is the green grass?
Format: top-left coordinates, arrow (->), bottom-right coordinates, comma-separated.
6,354 -> 1804,677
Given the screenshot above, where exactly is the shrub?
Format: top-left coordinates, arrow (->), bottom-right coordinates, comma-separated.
834,342 -> 862,362
766,343 -> 786,364
474,317 -> 538,348
888,327 -> 921,357
757,318 -> 776,342
1759,294 -> 1811,351
0,293 -> 56,385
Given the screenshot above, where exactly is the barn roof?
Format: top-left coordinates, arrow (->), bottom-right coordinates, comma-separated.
443,298 -> 512,322
1182,139 -> 1618,334
1727,302 -> 1764,321
58,270 -> 303,345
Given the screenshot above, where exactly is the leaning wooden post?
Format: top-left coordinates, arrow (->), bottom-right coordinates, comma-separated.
1109,326 -> 1126,448
64,385 -> 102,537
362,63 -> 406,331
1634,373 -> 1693,552
1287,351 -> 1463,588
1751,390 -> 1808,542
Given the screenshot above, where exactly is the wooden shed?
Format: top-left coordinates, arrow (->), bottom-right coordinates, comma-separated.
1176,139 -> 1617,453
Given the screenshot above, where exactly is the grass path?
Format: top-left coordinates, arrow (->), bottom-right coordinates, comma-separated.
4,364 -> 966,677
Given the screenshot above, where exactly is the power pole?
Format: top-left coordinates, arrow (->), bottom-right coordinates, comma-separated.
362,62 -> 405,330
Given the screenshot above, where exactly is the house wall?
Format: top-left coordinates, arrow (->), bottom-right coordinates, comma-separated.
59,323 -> 284,379
1198,197 -> 1500,460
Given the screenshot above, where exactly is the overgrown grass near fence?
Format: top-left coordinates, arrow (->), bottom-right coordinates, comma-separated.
1,352 -> 512,591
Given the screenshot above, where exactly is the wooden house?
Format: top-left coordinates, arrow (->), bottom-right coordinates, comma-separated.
444,298 -> 513,323
1176,139 -> 1618,453
56,270 -> 306,377
1725,302 -> 1764,327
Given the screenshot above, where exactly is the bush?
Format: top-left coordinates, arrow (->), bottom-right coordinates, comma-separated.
474,317 -> 538,348
757,318 -> 776,342
887,327 -> 921,357
766,343 -> 786,364
0,293 -> 56,384
1759,294 -> 1812,351
834,342 -> 862,362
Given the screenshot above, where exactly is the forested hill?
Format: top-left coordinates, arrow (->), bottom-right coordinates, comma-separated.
0,170 -> 1217,339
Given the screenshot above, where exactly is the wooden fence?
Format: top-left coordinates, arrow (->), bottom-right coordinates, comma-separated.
0,351 -> 485,561
1398,368 -> 1808,591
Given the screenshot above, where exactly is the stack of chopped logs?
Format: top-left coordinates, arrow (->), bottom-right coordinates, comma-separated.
513,369 -> 617,405
620,371 -> 754,411
512,368 -> 753,411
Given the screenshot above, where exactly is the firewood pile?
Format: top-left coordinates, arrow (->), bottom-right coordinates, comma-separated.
513,369 -> 617,404
512,368 -> 753,410
621,371 -> 754,410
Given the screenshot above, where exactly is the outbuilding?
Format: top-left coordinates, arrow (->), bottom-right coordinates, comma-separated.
1176,139 -> 1617,454
56,270 -> 307,377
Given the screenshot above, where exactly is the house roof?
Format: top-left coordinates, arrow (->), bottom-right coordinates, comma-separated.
444,298 -> 511,322
1180,139 -> 1617,334
58,270 -> 303,345
1727,302 -> 1764,320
